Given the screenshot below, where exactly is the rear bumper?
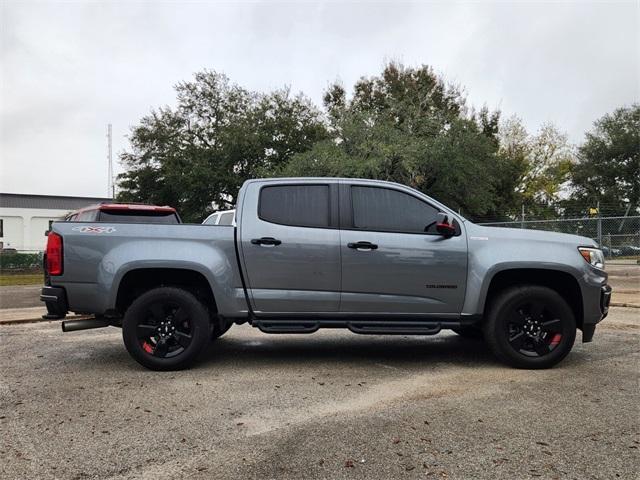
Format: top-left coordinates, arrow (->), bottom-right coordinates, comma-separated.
40,286 -> 68,319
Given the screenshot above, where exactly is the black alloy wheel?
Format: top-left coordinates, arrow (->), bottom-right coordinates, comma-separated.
136,302 -> 193,358
123,287 -> 210,370
484,285 -> 576,369
505,300 -> 565,357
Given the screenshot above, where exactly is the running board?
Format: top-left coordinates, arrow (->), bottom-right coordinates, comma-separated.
253,318 -> 459,335
256,320 -> 320,334
349,322 -> 442,335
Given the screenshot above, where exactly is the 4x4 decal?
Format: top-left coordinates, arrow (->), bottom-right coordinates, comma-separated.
72,226 -> 116,234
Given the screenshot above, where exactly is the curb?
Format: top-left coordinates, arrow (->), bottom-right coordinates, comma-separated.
610,302 -> 640,309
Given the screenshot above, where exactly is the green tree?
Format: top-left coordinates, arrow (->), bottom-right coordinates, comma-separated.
568,104 -> 640,212
118,71 -> 327,222
280,62 -> 517,218
499,117 -> 575,218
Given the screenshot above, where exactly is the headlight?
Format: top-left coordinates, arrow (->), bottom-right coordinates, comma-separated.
578,247 -> 605,269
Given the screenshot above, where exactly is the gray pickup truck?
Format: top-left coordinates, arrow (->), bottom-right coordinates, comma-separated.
41,178 -> 611,370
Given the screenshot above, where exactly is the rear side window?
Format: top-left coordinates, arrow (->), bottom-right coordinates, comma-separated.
97,210 -> 179,224
259,185 -> 330,228
351,186 -> 439,233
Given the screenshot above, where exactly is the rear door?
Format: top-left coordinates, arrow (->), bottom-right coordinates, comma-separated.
339,182 -> 467,314
239,181 -> 341,314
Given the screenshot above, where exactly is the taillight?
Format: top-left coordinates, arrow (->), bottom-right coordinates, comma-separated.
46,232 -> 63,275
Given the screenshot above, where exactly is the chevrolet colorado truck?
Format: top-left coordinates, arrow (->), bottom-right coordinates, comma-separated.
41,178 -> 611,370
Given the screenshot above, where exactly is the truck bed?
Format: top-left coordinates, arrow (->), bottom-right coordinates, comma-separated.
48,223 -> 248,316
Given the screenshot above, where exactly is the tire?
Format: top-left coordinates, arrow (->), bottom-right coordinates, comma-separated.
122,287 -> 210,371
451,326 -> 484,339
483,285 -> 576,369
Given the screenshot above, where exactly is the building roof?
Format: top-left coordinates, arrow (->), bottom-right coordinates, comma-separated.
0,193 -> 113,211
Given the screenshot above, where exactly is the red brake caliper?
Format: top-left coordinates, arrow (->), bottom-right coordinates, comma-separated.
142,341 -> 155,354
549,333 -> 562,346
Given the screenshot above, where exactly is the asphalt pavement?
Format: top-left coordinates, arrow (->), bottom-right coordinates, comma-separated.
1,307 -> 638,480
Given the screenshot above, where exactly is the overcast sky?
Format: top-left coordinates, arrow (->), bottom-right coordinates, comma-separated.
1,0 -> 638,198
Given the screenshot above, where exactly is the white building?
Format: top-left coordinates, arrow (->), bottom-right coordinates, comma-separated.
0,193 -> 111,251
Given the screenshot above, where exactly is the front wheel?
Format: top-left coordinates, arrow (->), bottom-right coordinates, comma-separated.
122,287 -> 210,371
483,285 -> 576,369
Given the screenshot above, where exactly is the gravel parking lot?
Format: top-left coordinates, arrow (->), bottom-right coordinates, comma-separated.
1,307 -> 638,480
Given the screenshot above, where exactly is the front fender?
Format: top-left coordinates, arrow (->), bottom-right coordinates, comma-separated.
463,260 -> 584,316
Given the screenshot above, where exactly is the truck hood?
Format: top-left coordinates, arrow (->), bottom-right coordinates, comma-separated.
466,223 -> 598,248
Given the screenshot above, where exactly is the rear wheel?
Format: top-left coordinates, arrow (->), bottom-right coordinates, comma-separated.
483,285 -> 576,369
122,287 -> 210,371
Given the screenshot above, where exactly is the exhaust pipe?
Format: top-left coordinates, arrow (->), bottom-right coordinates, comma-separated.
62,317 -> 111,332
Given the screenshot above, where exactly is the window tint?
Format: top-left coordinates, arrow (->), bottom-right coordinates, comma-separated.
259,185 -> 330,228
351,186 -> 439,233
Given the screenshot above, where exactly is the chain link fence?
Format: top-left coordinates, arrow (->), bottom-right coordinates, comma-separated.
478,215 -> 640,262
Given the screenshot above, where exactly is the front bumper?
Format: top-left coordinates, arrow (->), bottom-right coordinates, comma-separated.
600,284 -> 612,318
40,286 -> 68,319
582,284 -> 612,342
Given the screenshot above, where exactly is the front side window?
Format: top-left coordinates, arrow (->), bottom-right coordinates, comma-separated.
351,186 -> 439,234
259,185 -> 330,228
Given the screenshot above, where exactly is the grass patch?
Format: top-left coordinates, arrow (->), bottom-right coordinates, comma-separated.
0,273 -> 43,286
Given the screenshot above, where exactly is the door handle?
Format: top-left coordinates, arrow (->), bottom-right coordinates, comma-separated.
251,237 -> 282,246
347,241 -> 378,250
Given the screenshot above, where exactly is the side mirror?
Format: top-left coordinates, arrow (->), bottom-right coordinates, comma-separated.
436,213 -> 456,238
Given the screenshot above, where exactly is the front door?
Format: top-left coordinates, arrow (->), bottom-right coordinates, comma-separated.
240,182 -> 341,314
339,183 -> 467,314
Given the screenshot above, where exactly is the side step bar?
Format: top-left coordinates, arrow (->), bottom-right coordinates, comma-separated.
256,320 -> 320,334
349,322 -> 442,335
253,318 -> 460,335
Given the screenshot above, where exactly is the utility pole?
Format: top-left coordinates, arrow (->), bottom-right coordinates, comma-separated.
107,124 -> 114,199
